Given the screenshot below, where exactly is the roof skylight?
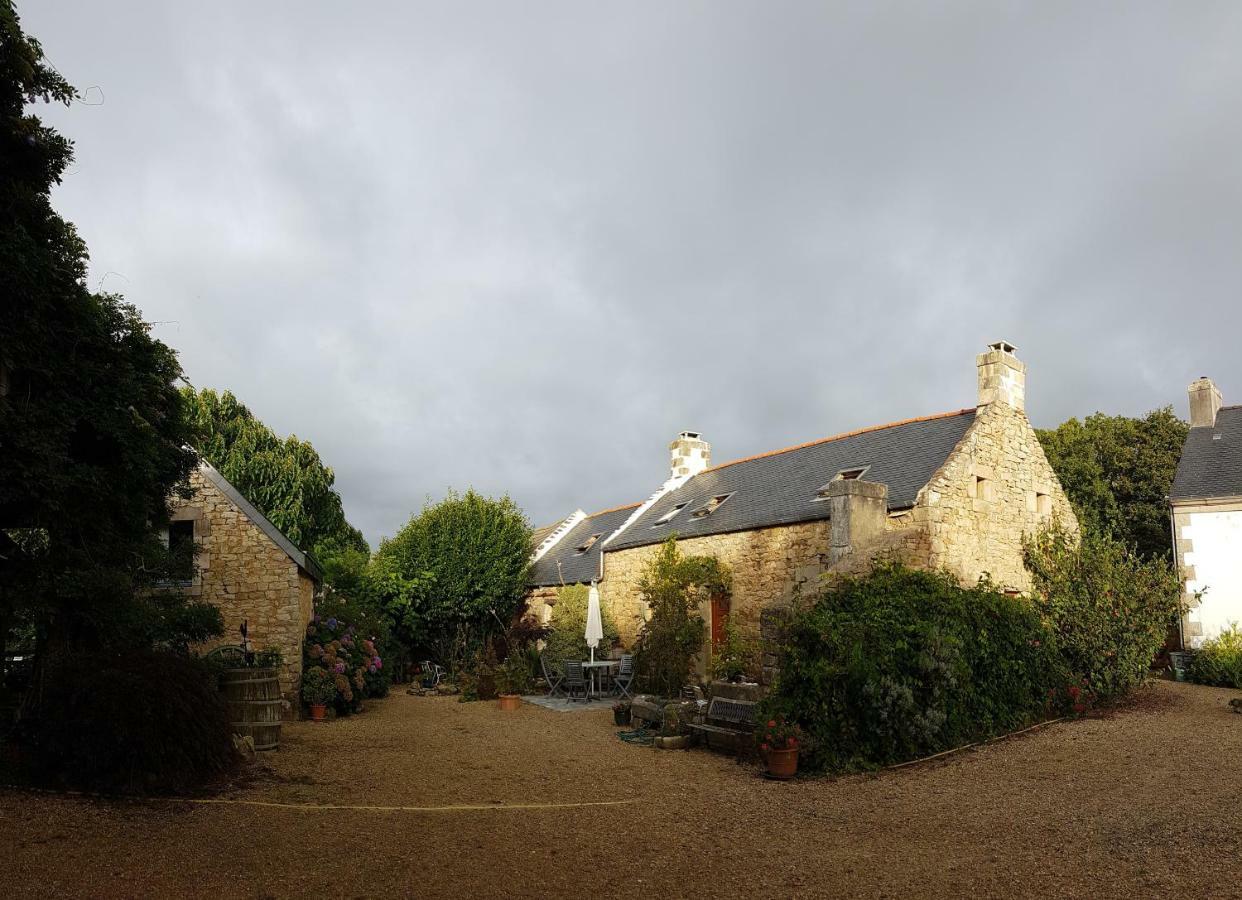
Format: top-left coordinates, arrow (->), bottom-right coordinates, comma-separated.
691,493 -> 734,518
653,503 -> 688,526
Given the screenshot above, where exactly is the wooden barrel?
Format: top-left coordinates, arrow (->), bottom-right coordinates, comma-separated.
219,667 -> 283,751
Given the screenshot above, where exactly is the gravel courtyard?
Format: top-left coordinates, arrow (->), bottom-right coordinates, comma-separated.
3,680 -> 1240,899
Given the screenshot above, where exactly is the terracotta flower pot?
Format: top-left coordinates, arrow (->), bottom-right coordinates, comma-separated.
497,694 -> 522,711
309,703 -> 327,722
766,747 -> 799,779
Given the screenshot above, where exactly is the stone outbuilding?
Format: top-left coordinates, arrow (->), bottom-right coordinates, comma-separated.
1170,377 -> 1242,648
527,342 -> 1077,674
167,461 -> 321,710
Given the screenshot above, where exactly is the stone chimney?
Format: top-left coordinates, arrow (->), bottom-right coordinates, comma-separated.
976,340 -> 1026,411
827,479 -> 888,565
669,431 -> 711,479
1188,376 -> 1223,428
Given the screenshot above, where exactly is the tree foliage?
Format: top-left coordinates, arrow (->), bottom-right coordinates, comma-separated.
0,1 -> 205,655
1036,408 -> 1187,559
372,490 -> 531,660
543,583 -> 619,664
180,387 -> 367,558
632,538 -> 730,696
765,564 -> 1066,771
1024,523 -> 1181,700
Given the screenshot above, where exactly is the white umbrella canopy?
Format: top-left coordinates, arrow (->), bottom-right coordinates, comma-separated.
585,581 -> 604,664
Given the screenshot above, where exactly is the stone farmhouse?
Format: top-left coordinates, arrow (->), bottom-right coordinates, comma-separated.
526,342 -> 1077,672
167,460 -> 321,709
1170,377 -> 1242,649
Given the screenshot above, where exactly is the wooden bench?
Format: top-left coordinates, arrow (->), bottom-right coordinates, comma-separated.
687,696 -> 757,755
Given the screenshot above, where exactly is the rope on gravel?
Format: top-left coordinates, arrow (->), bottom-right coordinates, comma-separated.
617,726 -> 654,746
881,716 -> 1069,772
0,785 -> 637,813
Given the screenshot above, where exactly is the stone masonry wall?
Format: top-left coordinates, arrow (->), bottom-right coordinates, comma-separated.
597,521 -> 836,676
914,402 -> 1078,591
170,468 -> 312,710
525,394 -> 1077,679
524,585 -> 561,626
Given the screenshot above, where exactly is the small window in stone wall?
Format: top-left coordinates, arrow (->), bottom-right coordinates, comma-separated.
161,519 -> 196,584
1036,492 -> 1052,516
973,476 -> 994,501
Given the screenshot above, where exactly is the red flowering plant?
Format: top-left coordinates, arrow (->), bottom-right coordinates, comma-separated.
1046,677 -> 1096,717
755,715 -> 805,754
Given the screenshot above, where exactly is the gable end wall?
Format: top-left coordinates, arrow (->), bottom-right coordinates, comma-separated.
171,468 -> 313,710
915,401 -> 1078,591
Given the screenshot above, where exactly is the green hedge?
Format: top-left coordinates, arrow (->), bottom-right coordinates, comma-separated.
1189,625 -> 1242,688
765,563 -> 1066,772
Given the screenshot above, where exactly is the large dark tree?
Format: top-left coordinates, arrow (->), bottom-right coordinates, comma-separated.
1037,408 -> 1188,560
0,2 -> 199,661
180,386 -> 367,559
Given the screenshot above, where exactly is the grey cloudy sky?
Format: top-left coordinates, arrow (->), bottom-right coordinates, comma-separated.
25,1 -> 1242,546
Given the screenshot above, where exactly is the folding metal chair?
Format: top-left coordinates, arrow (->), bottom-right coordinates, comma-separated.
421,659 -> 446,688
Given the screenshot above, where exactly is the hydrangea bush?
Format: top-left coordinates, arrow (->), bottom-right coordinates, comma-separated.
303,612 -> 389,714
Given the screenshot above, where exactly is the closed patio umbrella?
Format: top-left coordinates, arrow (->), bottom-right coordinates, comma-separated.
585,581 -> 604,664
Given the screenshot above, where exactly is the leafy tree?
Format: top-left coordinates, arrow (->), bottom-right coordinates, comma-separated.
0,2 -> 207,662
1024,523 -> 1181,700
181,387 -> 367,558
372,490 -> 531,662
632,538 -> 730,696
543,583 -> 619,664
1037,408 -> 1187,559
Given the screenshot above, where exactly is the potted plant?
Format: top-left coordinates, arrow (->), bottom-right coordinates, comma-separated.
301,667 -> 336,722
495,653 -> 531,711
756,716 -> 803,779
612,700 -> 631,726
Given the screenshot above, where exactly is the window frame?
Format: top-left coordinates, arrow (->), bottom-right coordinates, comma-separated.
652,502 -> 688,527
690,492 -> 735,519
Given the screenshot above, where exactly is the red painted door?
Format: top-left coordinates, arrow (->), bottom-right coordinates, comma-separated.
710,593 -> 729,653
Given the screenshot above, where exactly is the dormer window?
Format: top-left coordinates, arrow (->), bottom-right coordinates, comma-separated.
653,503 -> 688,526
691,493 -> 734,518
576,533 -> 603,553
814,466 -> 870,500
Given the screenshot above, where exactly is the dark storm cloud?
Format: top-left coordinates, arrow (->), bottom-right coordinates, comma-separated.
24,1 -> 1242,544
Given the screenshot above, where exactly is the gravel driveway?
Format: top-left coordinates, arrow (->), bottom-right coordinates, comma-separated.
2,680 -> 1240,899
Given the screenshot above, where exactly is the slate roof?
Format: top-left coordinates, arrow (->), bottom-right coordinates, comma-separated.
1171,405 -> 1242,502
198,461 -> 323,582
529,503 -> 641,587
605,409 -> 977,552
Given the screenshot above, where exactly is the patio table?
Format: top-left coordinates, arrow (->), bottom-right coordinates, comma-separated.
582,659 -> 619,699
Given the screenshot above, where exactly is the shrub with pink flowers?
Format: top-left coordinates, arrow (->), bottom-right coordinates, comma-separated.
302,599 -> 391,715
